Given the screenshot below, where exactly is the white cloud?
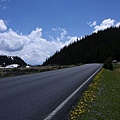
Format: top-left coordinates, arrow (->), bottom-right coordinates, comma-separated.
88,21 -> 97,27
49,27 -> 68,42
60,28 -> 67,40
0,22 -> 78,65
115,22 -> 120,27
28,27 -> 43,41
0,19 -> 7,31
91,21 -> 97,27
94,18 -> 115,33
52,28 -> 57,31
88,18 -> 120,33
64,36 -> 78,45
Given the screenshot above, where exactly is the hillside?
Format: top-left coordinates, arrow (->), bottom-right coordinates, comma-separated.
43,27 -> 120,65
0,55 -> 27,67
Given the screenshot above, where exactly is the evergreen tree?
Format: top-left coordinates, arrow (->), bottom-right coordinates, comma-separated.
43,27 -> 120,65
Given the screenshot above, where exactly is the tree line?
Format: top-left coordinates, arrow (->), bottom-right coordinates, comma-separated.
0,55 -> 27,67
43,27 -> 120,65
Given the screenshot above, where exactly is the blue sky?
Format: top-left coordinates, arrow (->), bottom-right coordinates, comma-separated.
0,0 -> 120,65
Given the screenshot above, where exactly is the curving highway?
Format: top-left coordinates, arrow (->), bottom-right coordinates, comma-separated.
0,64 -> 102,120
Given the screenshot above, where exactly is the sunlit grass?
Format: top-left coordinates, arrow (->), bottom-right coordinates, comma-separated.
70,69 -> 103,120
69,64 -> 120,120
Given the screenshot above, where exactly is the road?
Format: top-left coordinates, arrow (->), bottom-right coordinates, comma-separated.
0,64 -> 102,120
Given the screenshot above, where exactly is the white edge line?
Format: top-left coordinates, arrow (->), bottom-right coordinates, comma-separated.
44,64 -> 103,120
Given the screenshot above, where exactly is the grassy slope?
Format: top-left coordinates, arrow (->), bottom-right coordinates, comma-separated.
69,64 -> 120,120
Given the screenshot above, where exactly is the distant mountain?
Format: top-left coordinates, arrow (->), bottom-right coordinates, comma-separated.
43,27 -> 120,65
0,55 -> 27,67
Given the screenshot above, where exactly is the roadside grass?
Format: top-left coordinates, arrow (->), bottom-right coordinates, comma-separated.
0,64 -> 76,79
69,64 -> 120,120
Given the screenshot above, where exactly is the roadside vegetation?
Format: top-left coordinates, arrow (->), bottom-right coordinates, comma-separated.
0,65 -> 76,79
69,64 -> 120,120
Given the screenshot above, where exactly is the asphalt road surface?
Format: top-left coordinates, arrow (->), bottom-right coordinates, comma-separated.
0,64 -> 102,120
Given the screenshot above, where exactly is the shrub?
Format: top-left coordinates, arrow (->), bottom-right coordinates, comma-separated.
103,57 -> 113,70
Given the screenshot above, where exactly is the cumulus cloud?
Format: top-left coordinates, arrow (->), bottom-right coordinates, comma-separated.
88,18 -> 120,33
94,18 -> 115,32
64,36 -> 78,45
0,21 -> 78,65
0,19 -> 7,31
115,22 -> 120,27
0,28 -> 27,52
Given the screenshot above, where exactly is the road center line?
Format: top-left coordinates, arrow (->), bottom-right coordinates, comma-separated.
44,64 -> 102,120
